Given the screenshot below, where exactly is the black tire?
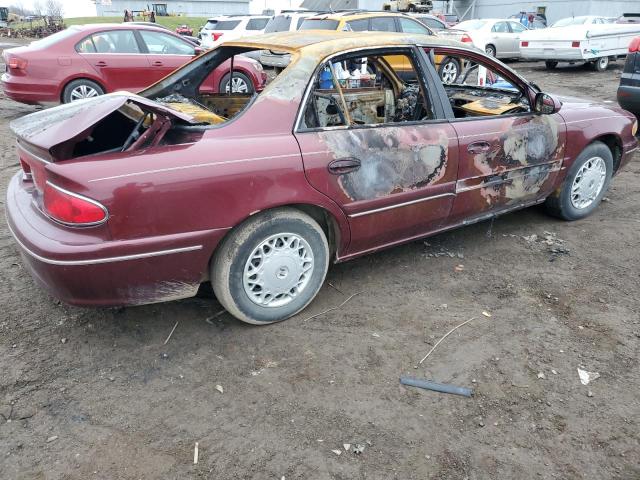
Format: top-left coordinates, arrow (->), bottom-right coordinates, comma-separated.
219,71 -> 254,94
211,208 -> 329,324
592,56 -> 609,72
545,141 -> 613,221
62,79 -> 104,103
485,44 -> 496,57
438,57 -> 461,84
545,60 -> 558,70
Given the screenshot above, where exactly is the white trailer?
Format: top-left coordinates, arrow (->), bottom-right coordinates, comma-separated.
519,23 -> 640,71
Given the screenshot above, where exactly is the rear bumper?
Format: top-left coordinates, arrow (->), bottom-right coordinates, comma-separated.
520,48 -> 588,61
6,172 -> 228,306
617,84 -> 640,118
1,73 -> 60,105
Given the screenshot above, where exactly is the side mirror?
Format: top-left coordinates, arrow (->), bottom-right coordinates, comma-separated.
194,46 -> 204,56
534,92 -> 561,115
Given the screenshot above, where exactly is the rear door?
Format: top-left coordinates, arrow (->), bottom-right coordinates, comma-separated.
77,29 -> 149,92
508,21 -> 527,54
136,29 -> 196,85
489,21 -> 513,56
294,47 -> 459,257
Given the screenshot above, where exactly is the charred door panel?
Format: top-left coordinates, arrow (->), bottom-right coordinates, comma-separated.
296,123 -> 459,256
449,113 -> 566,223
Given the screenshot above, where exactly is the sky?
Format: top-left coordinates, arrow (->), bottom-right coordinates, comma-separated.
0,0 -> 96,17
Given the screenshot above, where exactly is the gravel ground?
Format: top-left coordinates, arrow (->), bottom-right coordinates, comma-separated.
1,40 -> 639,479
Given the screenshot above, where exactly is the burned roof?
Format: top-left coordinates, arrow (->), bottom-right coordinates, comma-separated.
224,30 -> 466,56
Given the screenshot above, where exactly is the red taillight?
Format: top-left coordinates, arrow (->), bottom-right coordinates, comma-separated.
461,33 -> 472,43
19,158 -> 32,175
43,182 -> 107,226
212,32 -> 224,41
629,37 -> 640,52
571,41 -> 581,48
521,41 -> 529,47
8,56 -> 28,70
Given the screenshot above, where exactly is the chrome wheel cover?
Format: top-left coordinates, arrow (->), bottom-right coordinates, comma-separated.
225,77 -> 249,93
570,156 -> 607,209
441,61 -> 458,84
485,45 -> 495,56
70,84 -> 100,101
598,57 -> 608,69
243,233 -> 314,308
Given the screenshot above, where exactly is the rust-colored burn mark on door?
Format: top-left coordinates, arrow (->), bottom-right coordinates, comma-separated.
319,126 -> 449,201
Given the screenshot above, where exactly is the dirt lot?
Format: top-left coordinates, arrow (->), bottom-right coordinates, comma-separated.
1,39 -> 639,479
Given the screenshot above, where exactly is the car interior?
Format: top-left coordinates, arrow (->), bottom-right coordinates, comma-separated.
431,51 -> 532,118
301,51 -> 433,129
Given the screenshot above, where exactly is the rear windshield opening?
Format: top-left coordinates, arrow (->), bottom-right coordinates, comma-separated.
140,47 -> 287,129
204,20 -> 218,29
265,15 -> 293,33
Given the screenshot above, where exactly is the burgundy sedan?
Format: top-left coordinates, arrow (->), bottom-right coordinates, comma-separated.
5,32 -> 638,324
1,24 -> 266,104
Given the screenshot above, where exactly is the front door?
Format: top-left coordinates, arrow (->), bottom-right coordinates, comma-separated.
431,47 -> 566,224
136,29 -> 196,85
294,48 -> 458,257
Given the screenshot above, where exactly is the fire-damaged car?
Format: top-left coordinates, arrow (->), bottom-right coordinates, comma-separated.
5,31 -> 638,324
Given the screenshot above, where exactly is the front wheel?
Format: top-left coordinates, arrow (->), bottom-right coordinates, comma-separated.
211,208 -> 329,324
219,72 -> 254,94
438,57 -> 461,84
545,141 -> 613,221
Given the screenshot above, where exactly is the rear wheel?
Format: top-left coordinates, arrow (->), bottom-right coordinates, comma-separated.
62,79 -> 104,103
545,60 -> 558,70
211,208 -> 329,324
438,57 -> 461,84
219,72 -> 254,94
485,44 -> 496,57
545,141 -> 613,220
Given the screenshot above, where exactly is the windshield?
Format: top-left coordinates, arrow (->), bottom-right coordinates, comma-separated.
552,16 -> 589,27
265,15 -> 292,33
31,27 -> 80,48
299,19 -> 340,30
454,19 -> 487,30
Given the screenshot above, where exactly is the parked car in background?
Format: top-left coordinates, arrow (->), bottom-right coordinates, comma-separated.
440,19 -> 528,58
259,11 -> 318,67
1,24 -> 267,104
550,15 -> 613,27
616,13 -> 640,24
617,36 -> 640,119
175,24 -> 193,36
509,12 -> 547,29
410,13 -> 448,31
6,31 -> 637,324
435,13 -> 459,27
520,20 -> 640,71
200,15 -> 271,49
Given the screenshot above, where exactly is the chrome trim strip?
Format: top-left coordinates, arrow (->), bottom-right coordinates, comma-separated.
6,221 -> 203,266
564,116 -> 626,125
45,181 -> 109,227
88,151 -> 319,183
348,192 -> 455,218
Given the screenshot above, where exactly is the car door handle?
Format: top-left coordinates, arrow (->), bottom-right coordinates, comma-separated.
95,61 -> 107,67
328,157 -> 361,175
152,61 -> 163,66
467,141 -> 492,154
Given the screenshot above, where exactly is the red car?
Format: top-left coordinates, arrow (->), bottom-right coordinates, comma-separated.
175,24 -> 194,36
1,24 -> 266,104
5,32 -> 638,324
